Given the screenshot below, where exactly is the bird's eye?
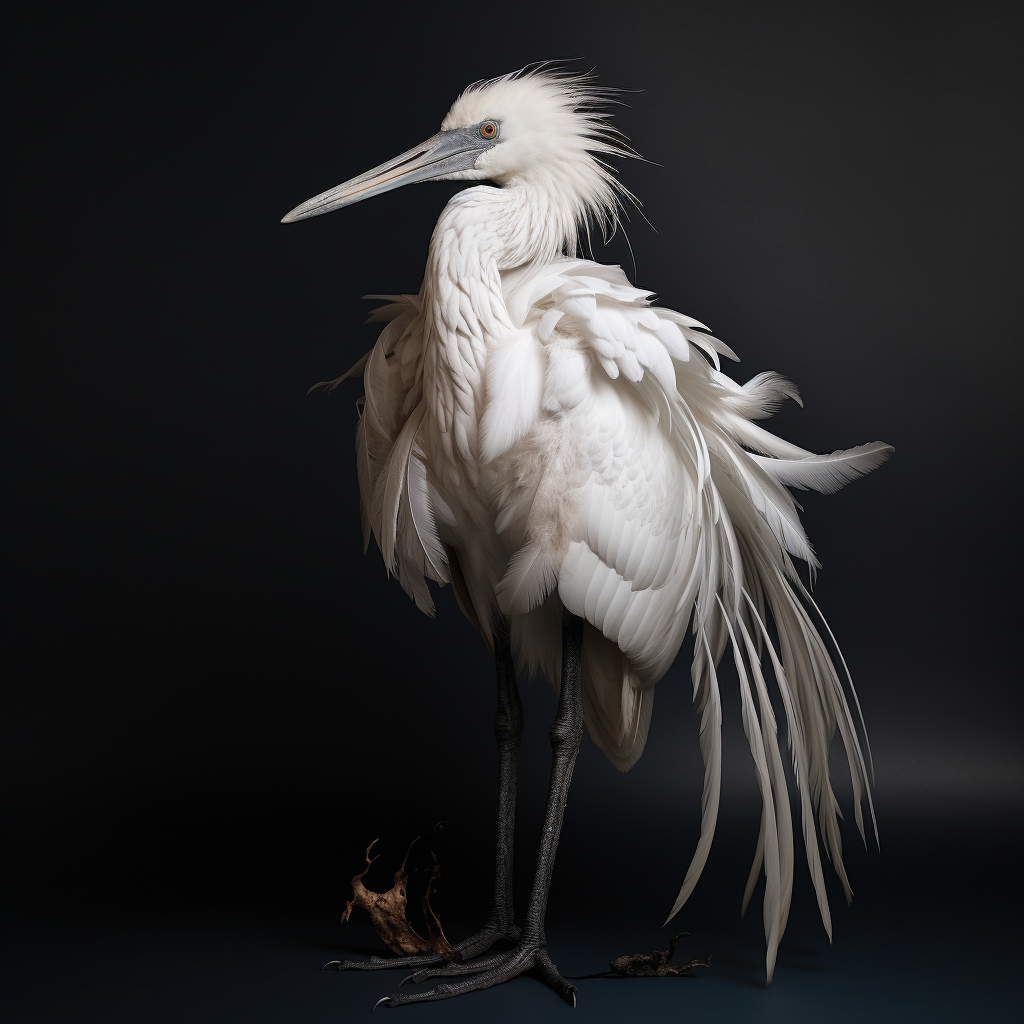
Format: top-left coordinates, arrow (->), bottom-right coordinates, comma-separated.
479,121 -> 498,140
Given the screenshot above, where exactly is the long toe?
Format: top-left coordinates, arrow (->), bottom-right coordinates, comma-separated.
402,952 -> 510,986
452,924 -> 520,960
377,944 -> 575,1007
336,920 -> 517,975
535,948 -> 577,1005
332,952 -> 454,972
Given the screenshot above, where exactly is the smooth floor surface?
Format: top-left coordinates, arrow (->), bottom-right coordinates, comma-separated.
6,814 -> 1019,1024
4,906 -> 1015,1024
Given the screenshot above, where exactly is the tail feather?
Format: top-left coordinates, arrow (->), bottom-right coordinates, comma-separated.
664,631 -> 722,921
745,592 -> 834,939
720,598 -> 784,982
665,406 -> 881,982
737,609 -> 795,947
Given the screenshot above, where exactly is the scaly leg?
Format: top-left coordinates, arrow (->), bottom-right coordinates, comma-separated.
376,609 -> 585,1008
326,621 -> 523,973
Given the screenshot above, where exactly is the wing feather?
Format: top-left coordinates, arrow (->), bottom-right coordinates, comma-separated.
751,442 -> 894,494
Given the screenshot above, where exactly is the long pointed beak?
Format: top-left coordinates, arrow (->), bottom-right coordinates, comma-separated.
281,127 -> 493,224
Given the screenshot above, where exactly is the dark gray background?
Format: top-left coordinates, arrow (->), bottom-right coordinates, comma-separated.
6,1 -> 1022,1021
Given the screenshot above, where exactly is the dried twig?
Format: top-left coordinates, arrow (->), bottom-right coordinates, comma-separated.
341,836 -> 452,956
610,932 -> 712,977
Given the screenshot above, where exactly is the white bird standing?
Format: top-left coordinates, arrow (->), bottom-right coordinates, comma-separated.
282,67 -> 891,1008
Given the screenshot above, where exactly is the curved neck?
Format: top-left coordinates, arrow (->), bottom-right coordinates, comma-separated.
429,184 -> 580,274
418,184 -> 578,471
496,180 -> 582,268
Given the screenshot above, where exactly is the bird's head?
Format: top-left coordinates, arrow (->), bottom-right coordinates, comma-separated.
281,66 -> 635,244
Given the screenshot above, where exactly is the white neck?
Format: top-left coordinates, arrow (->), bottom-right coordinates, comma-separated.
432,177 -> 603,274
418,183 -> 577,479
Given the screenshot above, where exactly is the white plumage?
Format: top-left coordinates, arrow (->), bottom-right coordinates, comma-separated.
287,67 -> 891,987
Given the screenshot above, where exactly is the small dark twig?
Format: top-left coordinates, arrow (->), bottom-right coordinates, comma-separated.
609,932 -> 712,977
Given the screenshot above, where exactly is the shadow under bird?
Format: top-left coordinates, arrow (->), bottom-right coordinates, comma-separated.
281,66 -> 892,1008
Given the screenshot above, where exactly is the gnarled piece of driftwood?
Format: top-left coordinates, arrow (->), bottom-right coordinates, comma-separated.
341,836 -> 452,956
610,932 -> 711,977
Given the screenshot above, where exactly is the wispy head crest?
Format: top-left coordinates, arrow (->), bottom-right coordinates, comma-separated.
442,62 -> 643,257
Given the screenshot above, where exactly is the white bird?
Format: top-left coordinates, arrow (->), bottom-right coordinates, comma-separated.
282,66 -> 891,1008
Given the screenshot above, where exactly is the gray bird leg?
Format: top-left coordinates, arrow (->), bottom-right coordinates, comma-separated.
380,609 -> 584,1008
473,618 -> 525,948
326,620 -> 522,973
520,608 -> 583,951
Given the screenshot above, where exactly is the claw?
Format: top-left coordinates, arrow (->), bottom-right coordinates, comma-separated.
322,960 -> 341,971
570,987 -> 577,1008
398,972 -> 418,987
372,996 -> 391,1012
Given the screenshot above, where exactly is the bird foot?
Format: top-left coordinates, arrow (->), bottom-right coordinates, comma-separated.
324,921 -> 520,973
374,942 -> 576,1008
